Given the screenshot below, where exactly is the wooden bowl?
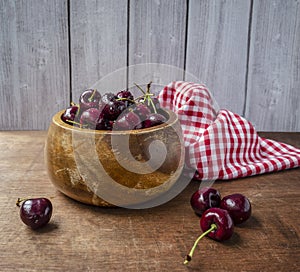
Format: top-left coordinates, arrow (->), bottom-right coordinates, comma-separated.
45,109 -> 185,207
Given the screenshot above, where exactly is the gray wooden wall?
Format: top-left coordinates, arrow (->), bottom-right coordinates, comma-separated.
0,0 -> 299,131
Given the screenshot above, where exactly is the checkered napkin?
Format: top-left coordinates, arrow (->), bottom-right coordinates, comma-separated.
158,81 -> 300,180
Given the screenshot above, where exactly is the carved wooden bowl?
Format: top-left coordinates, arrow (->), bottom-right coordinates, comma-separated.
45,109 -> 184,207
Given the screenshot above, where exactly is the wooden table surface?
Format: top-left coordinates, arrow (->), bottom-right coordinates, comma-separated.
0,131 -> 299,272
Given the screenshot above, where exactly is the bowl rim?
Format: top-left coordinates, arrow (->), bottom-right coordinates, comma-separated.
52,108 -> 179,135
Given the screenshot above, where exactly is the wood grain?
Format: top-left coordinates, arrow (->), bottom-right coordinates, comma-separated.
185,0 -> 251,115
0,131 -> 299,271
127,0 -> 187,92
70,0 -> 128,99
245,0 -> 300,131
0,0 -> 69,130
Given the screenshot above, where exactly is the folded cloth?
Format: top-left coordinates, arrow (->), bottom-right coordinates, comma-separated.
158,81 -> 300,180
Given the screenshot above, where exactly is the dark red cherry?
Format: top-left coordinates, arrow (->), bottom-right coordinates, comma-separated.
220,193 -> 251,225
100,92 -> 117,105
184,207 -> 234,265
117,90 -> 133,99
79,89 -> 101,111
101,100 -> 126,121
113,115 -> 130,130
133,103 -> 151,120
200,208 -> 234,241
117,90 -> 135,107
114,111 -> 142,130
117,90 -> 134,101
143,96 -> 160,112
143,113 -> 166,128
80,108 -> 101,129
96,116 -> 108,130
61,105 -> 79,124
126,111 -> 142,129
190,187 -> 221,216
16,198 -> 52,229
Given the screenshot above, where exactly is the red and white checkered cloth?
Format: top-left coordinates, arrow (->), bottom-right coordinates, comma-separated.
158,81 -> 300,180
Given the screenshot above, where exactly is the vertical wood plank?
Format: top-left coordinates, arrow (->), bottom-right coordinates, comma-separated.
128,0 -> 187,94
0,0 -> 69,130
185,0 -> 251,115
70,0 -> 128,99
245,0 -> 300,131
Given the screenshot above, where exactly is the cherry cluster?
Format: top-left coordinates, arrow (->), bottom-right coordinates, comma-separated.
184,187 -> 252,264
61,82 -> 167,131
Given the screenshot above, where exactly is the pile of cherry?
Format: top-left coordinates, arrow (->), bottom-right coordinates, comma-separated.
61,82 -> 167,130
184,187 -> 252,265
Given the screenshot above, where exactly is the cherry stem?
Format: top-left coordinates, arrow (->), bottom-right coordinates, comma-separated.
16,197 -> 28,207
146,81 -> 152,93
116,97 -> 136,104
134,94 -> 153,103
183,224 -> 217,265
88,89 -> 97,102
66,119 -> 87,128
145,81 -> 157,113
147,94 -> 157,113
133,81 -> 157,113
134,83 -> 146,95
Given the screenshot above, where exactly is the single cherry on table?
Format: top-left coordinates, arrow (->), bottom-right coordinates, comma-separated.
184,207 -> 234,265
16,197 -> 53,229
190,187 -> 221,216
220,193 -> 252,225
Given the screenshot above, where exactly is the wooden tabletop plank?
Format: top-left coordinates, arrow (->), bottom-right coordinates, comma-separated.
0,131 -> 299,271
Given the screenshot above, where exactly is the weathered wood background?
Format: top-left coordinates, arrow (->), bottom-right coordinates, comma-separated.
0,0 -> 299,131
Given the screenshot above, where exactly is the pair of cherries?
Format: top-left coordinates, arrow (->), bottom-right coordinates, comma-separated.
184,187 -> 252,264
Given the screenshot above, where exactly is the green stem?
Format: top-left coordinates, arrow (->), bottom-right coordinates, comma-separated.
134,83 -> 146,95
146,81 -> 152,93
16,197 -> 28,207
147,94 -> 157,113
88,89 -> 97,102
66,119 -> 87,128
183,224 -> 217,265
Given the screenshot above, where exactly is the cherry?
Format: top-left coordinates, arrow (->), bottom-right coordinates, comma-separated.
61,105 -> 79,125
100,92 -> 117,105
16,198 -> 53,229
114,111 -> 142,130
96,116 -> 112,130
143,113 -> 166,128
184,207 -> 234,264
220,193 -> 252,225
101,100 -> 126,121
146,96 -> 161,113
116,90 -> 134,107
80,108 -> 101,128
200,208 -> 234,241
79,89 -> 101,111
61,82 -> 167,131
190,187 -> 221,216
133,103 -> 151,120
117,90 -> 134,100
